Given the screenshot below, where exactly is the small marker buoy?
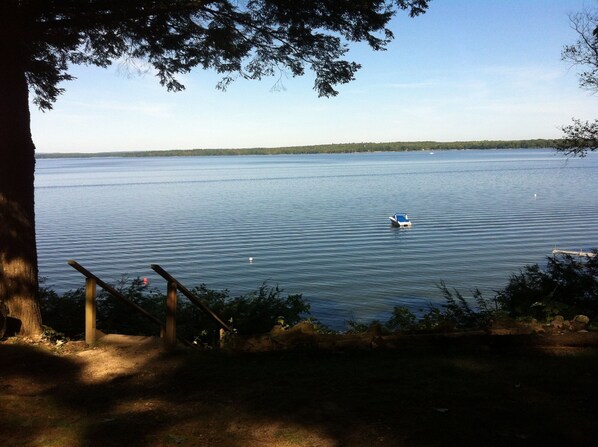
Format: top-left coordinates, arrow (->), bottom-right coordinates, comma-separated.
249,257 -> 254,263
142,277 -> 149,286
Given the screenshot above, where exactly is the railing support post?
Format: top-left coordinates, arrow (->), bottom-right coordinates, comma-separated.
219,328 -> 226,348
165,281 -> 177,351
85,277 -> 97,345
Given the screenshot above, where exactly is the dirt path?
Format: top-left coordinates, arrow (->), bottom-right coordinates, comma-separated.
72,335 -> 181,383
2,333 -> 598,447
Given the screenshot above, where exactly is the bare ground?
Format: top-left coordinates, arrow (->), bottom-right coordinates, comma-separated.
2,332 -> 598,447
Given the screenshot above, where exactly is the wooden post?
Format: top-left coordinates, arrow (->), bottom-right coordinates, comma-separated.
219,328 -> 226,348
165,281 -> 177,351
85,277 -> 97,345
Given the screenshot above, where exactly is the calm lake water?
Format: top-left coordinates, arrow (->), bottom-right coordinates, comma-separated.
35,149 -> 598,328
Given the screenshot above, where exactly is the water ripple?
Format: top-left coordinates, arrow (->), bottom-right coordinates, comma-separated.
36,150 -> 598,328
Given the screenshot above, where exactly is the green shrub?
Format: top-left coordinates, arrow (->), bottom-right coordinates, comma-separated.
212,282 -> 309,336
436,281 -> 501,329
97,277 -> 166,336
386,306 -> 418,331
178,282 -> 310,342
38,251 -> 597,340
344,319 -> 375,334
39,282 -> 85,338
383,251 -> 598,332
40,278 -> 310,343
497,252 -> 598,321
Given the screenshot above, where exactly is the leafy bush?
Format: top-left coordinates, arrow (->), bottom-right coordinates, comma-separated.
344,319 -> 377,334
40,278 -> 310,343
436,281 -> 501,329
97,277 -> 167,336
178,282 -> 310,341
214,282 -> 309,335
39,281 -> 85,338
39,251 -> 597,340
497,252 -> 598,321
386,306 -> 418,331
375,284 -> 501,334
379,252 -> 598,333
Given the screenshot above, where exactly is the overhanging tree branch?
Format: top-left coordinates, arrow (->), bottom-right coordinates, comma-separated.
0,0 -> 430,336
558,118 -> 598,157
560,6 -> 598,156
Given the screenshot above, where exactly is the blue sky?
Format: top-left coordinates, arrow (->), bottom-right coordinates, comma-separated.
31,0 -> 597,153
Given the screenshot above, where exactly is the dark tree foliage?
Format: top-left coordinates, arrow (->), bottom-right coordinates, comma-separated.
558,118 -> 598,157
0,0 -> 430,336
562,9 -> 598,93
22,0 -> 431,106
560,7 -> 598,156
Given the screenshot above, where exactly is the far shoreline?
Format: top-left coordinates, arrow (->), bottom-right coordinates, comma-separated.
36,139 -> 558,159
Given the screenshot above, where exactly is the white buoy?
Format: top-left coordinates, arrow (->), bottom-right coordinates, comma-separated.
248,257 -> 254,263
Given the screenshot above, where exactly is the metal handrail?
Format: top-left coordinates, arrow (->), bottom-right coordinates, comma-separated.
150,264 -> 233,332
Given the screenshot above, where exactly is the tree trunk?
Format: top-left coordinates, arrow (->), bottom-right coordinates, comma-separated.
0,24 -> 43,336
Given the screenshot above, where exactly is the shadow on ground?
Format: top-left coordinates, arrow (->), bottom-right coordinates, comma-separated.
2,337 -> 598,447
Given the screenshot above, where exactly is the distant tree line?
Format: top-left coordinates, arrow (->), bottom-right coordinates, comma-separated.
37,139 -> 558,159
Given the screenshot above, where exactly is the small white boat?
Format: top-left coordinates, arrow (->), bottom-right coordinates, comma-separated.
389,213 -> 412,227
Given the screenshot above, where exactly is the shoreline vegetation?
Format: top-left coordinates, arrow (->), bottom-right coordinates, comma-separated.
35,251 -> 597,346
36,138 -> 557,159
